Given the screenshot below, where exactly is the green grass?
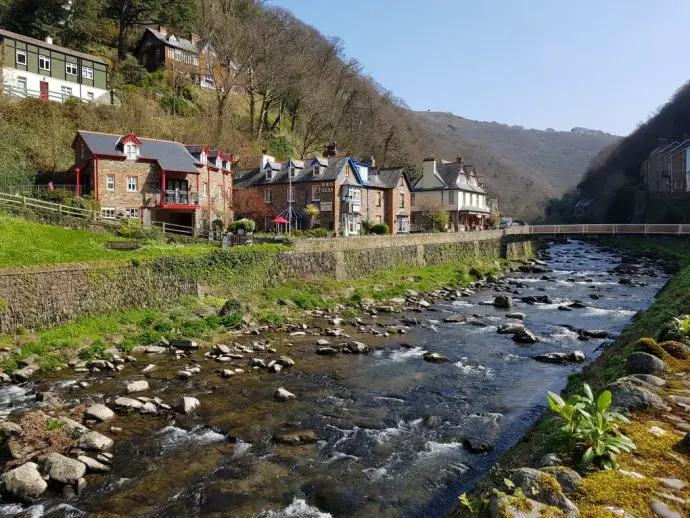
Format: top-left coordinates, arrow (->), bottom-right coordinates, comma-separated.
0,214 -> 215,267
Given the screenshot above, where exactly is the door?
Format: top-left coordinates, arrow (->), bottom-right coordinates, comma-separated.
39,81 -> 49,100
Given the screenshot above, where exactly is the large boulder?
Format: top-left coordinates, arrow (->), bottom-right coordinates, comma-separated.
43,453 -> 86,485
534,351 -> 585,364
3,463 -> 47,501
0,420 -> 23,437
540,466 -> 583,494
513,329 -> 539,344
488,494 -> 552,518
498,323 -> 525,335
174,396 -> 200,414
511,467 -> 579,516
423,352 -> 449,363
57,417 -> 89,439
84,404 -> 115,422
607,377 -> 668,412
493,295 -> 513,308
76,431 -> 114,451
113,397 -> 144,410
625,352 -> 668,374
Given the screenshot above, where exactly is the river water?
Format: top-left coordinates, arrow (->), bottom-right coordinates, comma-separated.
0,240 -> 668,517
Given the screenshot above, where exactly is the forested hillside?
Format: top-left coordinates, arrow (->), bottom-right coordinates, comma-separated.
0,0 -> 614,219
546,79 -> 690,223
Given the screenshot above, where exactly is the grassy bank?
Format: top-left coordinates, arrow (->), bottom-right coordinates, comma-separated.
453,237 -> 690,517
0,214 -> 216,267
0,255 -> 504,374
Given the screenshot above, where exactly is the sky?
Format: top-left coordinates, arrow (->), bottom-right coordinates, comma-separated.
267,0 -> 690,136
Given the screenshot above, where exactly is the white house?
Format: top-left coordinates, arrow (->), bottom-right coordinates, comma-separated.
411,156 -> 490,231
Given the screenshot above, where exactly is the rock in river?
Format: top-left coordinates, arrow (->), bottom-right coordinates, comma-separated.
113,397 -> 144,410
497,323 -> 525,335
513,329 -> 539,344
274,430 -> 317,445
125,380 -> 150,393
493,295 -> 513,308
174,396 -> 200,414
316,347 -> 339,356
58,417 -> 89,438
506,312 -> 526,321
43,452 -> 86,485
423,352 -> 449,363
275,388 -> 296,401
3,462 -> 47,500
84,404 -> 115,422
77,455 -> 111,473
76,431 -> 114,451
625,352 -> 668,375
581,329 -> 609,339
534,351 -> 585,364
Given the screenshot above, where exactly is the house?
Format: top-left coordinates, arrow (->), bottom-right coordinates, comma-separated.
411,156 -> 490,231
69,131 -> 233,229
642,139 -> 690,194
184,145 -> 234,226
234,148 -> 412,235
0,28 -> 109,103
134,26 -> 214,89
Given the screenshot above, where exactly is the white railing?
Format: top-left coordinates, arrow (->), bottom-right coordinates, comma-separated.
522,224 -> 690,236
2,82 -> 109,104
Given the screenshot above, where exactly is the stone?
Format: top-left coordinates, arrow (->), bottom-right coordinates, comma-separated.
539,453 -> 563,467
569,301 -> 588,309
534,351 -> 585,364
36,391 -> 62,405
125,380 -> 149,393
43,452 -> 86,485
174,396 -> 200,414
140,402 -> 158,414
626,352 -> 668,375
423,352 -> 449,363
274,430 -> 318,445
168,339 -> 199,350
493,295 -> 513,308
513,329 -> 539,344
141,364 -> 157,373
656,478 -> 685,490
498,323 -> 525,335
275,388 -> 296,401
0,420 -> 23,437
618,469 -> 645,479
12,365 -> 39,382
631,374 -> 666,387
316,347 -> 338,356
608,378 -> 668,412
679,432 -> 690,453
506,312 -> 526,321
220,369 -> 235,378
464,436 -> 492,452
269,364 -> 283,373
3,463 -> 47,500
85,404 -> 115,422
77,455 -> 111,473
215,344 -> 231,355
582,329 -> 609,339
511,467 -> 579,516
651,499 -> 681,518
348,341 -> 370,354
277,356 -> 295,368
178,370 -> 193,380
648,426 -> 667,437
113,396 -> 144,410
541,466 -> 583,494
558,305 -> 573,312
76,431 -> 114,451
316,339 -> 330,346
488,494 -> 552,518
444,314 -> 473,323
58,416 -> 89,439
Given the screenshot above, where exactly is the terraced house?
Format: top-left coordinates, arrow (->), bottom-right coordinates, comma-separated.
69,131 -> 233,230
641,139 -> 690,194
0,28 -> 109,103
235,149 -> 412,235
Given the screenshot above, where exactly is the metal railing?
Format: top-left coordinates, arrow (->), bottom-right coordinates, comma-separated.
8,184 -> 78,195
147,190 -> 201,206
519,224 -> 690,236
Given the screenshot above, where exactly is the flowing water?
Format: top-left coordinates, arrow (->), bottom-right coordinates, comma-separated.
0,240 -> 669,517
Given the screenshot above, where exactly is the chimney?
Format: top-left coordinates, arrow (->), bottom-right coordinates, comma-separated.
158,25 -> 168,35
45,36 -> 53,45
259,153 -> 275,169
190,33 -> 201,45
421,157 -> 437,189
323,142 -> 337,157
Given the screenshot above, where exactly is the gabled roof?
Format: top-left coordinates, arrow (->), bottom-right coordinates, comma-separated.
77,130 -> 199,173
365,167 -> 409,189
142,28 -> 199,53
669,139 -> 690,156
413,161 -> 486,194
185,145 -> 209,157
235,156 -> 359,188
0,28 -> 107,64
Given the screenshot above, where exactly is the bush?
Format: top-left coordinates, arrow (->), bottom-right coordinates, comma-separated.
211,219 -> 224,235
117,218 -> 164,241
547,383 -> 635,471
670,315 -> 690,338
370,223 -> 389,235
430,210 -> 449,232
38,188 -> 74,205
79,339 -> 111,361
229,218 -> 256,234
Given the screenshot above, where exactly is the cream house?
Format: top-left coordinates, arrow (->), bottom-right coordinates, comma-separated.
411,156 -> 490,231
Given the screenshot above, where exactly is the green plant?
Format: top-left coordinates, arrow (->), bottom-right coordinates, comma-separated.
547,383 -> 635,471
670,315 -> 690,338
211,219 -> 224,235
430,210 -> 449,232
45,418 -> 63,431
370,223 -> 389,235
305,204 -> 320,229
229,218 -> 256,234
78,338 -> 111,361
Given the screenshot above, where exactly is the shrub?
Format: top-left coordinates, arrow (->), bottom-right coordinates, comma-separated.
38,188 -> 74,205
229,218 -> 256,234
258,312 -> 285,325
118,339 -> 135,353
430,210 -> 449,232
670,315 -> 690,338
547,383 -> 635,471
117,218 -> 164,241
79,339 -> 111,361
370,223 -> 389,235
361,219 -> 374,234
634,337 -> 667,359
211,219 -> 224,235
136,330 -> 162,345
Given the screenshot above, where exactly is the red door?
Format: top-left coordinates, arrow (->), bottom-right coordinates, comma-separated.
39,81 -> 49,100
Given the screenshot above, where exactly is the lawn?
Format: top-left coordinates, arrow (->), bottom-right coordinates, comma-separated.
0,214 -> 216,267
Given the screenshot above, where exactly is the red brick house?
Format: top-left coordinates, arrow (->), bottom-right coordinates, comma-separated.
69,130 -> 233,229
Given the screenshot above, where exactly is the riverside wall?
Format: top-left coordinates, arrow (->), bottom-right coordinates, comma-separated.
0,232 -> 537,333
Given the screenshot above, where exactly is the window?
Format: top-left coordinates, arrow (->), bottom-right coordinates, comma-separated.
17,77 -> 27,93
82,67 -> 93,80
61,86 -> 72,100
397,216 -> 409,233
101,208 -> 115,219
377,191 -> 382,207
124,143 -> 138,160
312,185 -> 321,201
106,175 -> 115,191
342,185 -> 360,202
87,92 -> 94,101
201,75 -> 214,88
125,208 -> 140,218
265,169 -> 273,180
200,152 -> 207,165
290,166 -> 298,178
449,191 -> 455,204
264,189 -> 272,203
411,193 -> 415,206
15,50 -> 27,66
399,193 -> 405,208
66,62 -> 78,76
312,165 -> 321,177
287,186 -> 295,202
126,176 -> 138,192
216,157 -> 222,168
39,55 -> 50,71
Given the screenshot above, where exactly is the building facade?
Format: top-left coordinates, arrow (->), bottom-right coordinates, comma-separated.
70,131 -> 232,229
411,156 -> 490,231
1,29 -> 109,103
235,153 -> 412,235
641,139 -> 690,194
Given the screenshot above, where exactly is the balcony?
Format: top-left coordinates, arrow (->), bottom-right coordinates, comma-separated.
148,190 -> 200,208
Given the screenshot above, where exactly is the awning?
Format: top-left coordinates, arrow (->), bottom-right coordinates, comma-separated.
272,216 -> 288,224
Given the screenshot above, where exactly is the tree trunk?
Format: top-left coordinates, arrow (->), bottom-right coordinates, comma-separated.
248,90 -> 256,137
117,20 -> 128,61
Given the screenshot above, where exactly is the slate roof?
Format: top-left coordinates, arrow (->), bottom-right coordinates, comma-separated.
412,161 -> 486,194
235,156 -> 355,188
0,28 -> 107,64
77,131 -> 200,173
365,167 -> 407,189
144,28 -> 199,53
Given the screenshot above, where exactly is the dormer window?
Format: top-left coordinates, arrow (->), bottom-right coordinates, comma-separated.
290,165 -> 299,178
216,157 -> 222,168
265,168 -> 273,180
124,143 -> 138,161
312,165 -> 322,177
169,35 -> 178,44
200,152 -> 208,165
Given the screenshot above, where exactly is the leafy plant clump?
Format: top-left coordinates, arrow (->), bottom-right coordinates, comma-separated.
370,223 -> 389,235
229,218 -> 256,234
78,338 -> 111,361
670,314 -> 690,338
547,383 -> 635,471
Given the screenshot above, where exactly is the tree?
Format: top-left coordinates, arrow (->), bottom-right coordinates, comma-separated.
232,188 -> 272,223
0,0 -> 69,40
305,203 -> 319,229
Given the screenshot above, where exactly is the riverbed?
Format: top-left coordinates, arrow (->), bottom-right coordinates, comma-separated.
0,240 -> 669,517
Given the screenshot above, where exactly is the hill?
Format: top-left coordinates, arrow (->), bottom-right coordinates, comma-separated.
546,79 -> 690,223
413,111 -> 620,219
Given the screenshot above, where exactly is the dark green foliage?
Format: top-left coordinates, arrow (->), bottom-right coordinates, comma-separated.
228,218 -> 256,233
79,338 -> 111,361
136,329 -> 162,345
370,223 -> 389,235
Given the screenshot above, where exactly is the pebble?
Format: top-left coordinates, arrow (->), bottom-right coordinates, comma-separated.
657,478 -> 685,490
651,499 -> 681,518
619,469 -> 645,479
141,364 -> 157,373
649,426 -> 667,437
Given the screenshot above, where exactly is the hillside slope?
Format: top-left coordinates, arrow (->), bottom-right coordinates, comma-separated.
413,111 -> 619,219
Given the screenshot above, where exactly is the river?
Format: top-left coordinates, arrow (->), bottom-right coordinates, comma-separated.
0,240 -> 668,517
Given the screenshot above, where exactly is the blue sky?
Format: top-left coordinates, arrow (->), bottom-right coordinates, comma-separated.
267,0 -> 690,136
